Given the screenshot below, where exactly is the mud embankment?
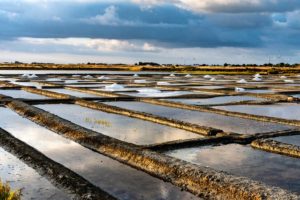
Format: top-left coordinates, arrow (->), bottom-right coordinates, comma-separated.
252,139 -> 300,158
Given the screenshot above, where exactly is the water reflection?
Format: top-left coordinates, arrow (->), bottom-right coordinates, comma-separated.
273,135 -> 300,146
0,108 -> 199,200
105,102 -> 293,134
0,90 -> 49,99
166,96 -> 264,105
36,104 -> 201,145
119,91 -> 193,97
217,103 -> 300,120
165,144 -> 300,193
45,89 -> 104,98
0,148 -> 68,199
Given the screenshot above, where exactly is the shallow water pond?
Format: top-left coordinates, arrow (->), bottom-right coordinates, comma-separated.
118,90 -> 194,97
217,103 -> 300,120
166,96 -> 264,105
45,88 -> 105,98
0,147 -> 69,199
104,102 -> 293,134
36,104 -> 202,145
0,108 -> 199,200
165,144 -> 300,193
0,89 -> 50,99
272,135 -> 300,146
11,81 -> 42,88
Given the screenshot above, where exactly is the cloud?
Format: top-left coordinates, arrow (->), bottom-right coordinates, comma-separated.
0,9 -> 18,20
82,5 -> 135,26
132,0 -> 300,13
18,37 -> 161,52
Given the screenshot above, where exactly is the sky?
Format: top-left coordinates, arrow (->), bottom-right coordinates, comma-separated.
0,0 -> 300,65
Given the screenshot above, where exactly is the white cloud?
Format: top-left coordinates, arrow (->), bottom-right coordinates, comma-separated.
0,9 -> 18,20
82,5 -> 134,26
18,37 -> 160,52
132,0 -> 298,13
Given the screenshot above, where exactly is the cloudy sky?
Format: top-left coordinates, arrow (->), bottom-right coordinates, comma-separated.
0,0 -> 299,64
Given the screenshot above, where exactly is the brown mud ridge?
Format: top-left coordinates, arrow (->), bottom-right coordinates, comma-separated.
3,100 -> 298,200
252,139 -> 300,158
0,128 -> 116,200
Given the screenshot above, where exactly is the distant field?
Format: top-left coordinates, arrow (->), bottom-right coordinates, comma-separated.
1,63 -> 300,74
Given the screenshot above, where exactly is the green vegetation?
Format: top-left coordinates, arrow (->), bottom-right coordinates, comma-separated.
85,117 -> 112,127
0,180 -> 21,200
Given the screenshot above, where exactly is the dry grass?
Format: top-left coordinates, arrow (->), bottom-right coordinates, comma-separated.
0,180 -> 21,200
85,117 -> 112,127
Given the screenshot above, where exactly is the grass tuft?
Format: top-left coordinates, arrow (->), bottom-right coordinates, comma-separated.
0,179 -> 21,200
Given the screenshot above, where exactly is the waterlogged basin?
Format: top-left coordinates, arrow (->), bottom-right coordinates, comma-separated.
272,135 -> 300,146
245,89 -> 275,94
0,89 -> 50,99
0,108 -> 199,200
11,81 -> 42,88
217,103 -> 300,120
36,104 -> 202,145
45,88 -> 105,98
104,102 -> 293,134
189,86 -> 226,89
165,144 -> 300,193
119,90 -> 194,97
0,148 -> 68,200
65,84 -> 107,88
166,96 -> 264,106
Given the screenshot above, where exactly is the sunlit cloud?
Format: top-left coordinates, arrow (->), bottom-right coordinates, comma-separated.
18,37 -> 161,52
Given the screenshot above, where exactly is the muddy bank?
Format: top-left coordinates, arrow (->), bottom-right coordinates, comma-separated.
0,128 -> 117,200
4,100 -> 298,200
252,139 -> 300,158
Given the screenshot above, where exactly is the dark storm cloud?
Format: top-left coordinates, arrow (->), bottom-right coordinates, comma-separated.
0,0 -> 299,52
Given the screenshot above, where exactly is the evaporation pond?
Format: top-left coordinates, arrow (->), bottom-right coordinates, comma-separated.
118,90 -> 194,97
0,107 -> 199,200
272,135 -> 300,146
104,102 -> 293,134
165,144 -> 300,193
0,147 -> 68,199
36,104 -> 202,145
45,88 -> 105,98
0,89 -> 50,99
217,103 -> 300,120
166,96 -> 264,105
